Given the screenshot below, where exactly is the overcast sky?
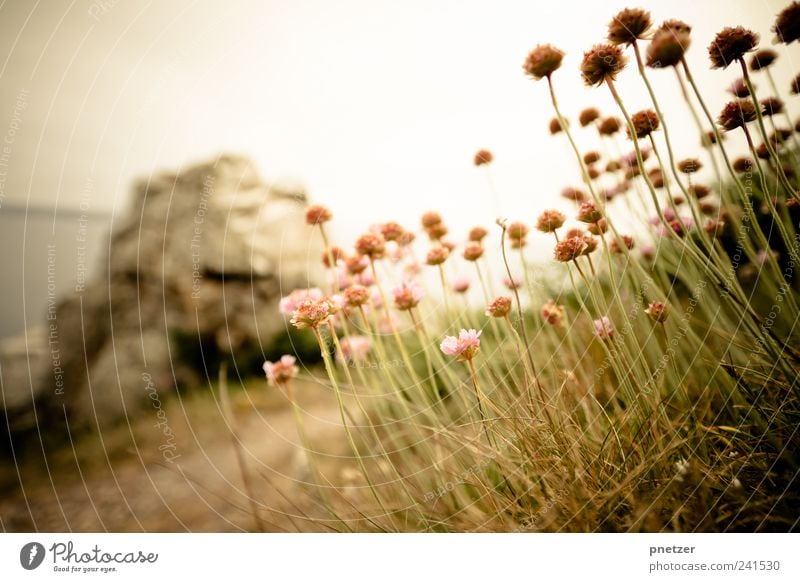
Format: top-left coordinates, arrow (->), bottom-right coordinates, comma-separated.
0,0 -> 798,245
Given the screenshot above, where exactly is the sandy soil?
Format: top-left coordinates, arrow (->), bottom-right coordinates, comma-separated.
0,378 -> 357,532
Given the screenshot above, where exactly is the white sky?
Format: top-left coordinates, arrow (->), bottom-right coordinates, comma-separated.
0,0 -> 798,248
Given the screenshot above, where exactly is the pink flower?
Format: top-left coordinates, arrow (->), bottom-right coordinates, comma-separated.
263,355 -> 299,386
503,275 -> 523,290
452,276 -> 470,294
290,299 -> 332,329
440,329 -> 482,361
593,317 -> 614,340
393,280 -> 425,311
279,288 -> 324,315
337,335 -> 372,364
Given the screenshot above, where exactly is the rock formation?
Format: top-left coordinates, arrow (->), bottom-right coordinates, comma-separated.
1,154 -> 322,434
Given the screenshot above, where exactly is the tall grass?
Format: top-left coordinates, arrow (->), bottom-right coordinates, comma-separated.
262,5 -> 800,532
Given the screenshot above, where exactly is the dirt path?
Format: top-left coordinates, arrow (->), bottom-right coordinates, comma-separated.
0,379 -> 354,532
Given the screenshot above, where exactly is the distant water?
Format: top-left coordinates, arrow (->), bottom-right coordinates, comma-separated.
0,206 -> 111,339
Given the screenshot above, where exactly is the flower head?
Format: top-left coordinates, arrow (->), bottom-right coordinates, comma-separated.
773,2 -> 800,44
346,254 -> 369,275
593,316 -> 614,340
579,107 -> 600,127
792,73 -> 800,94
577,200 -> 603,223
440,329 -> 482,361
305,204 -> 332,225
609,234 -> 635,253
708,26 -> 759,69
728,78 -> 751,98
426,245 -> 450,266
421,211 -> 443,229
337,335 -> 372,364
355,232 -> 386,259
343,284 -> 371,308
523,44 -> 565,80
549,117 -> 564,135
554,237 -> 587,262
469,226 -> 488,242
380,221 -> 405,242
644,301 -> 669,323
678,158 -> 702,174
290,299 -> 332,330
503,275 -> 523,290
474,149 -> 494,166
581,44 -> 627,87
452,277 -> 471,294
263,355 -> 299,386
561,187 -> 587,202
462,241 -> 485,262
485,296 -> 512,318
279,287 -> 324,315
689,184 -> 711,199
321,246 -> 346,268
646,21 -> 691,68
761,97 -> 784,116
628,109 -> 659,139
598,116 -> 622,136
536,209 -> 566,233
718,100 -> 758,131
392,280 -> 424,311
608,8 -> 652,46
583,151 -> 602,165
507,221 -> 529,242
750,48 -> 777,70
540,299 -> 565,326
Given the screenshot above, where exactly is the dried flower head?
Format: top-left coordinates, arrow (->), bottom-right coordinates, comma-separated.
677,158 -> 702,174
469,226 -> 488,242
462,241 -> 485,262
355,232 -> 386,259
426,245 -> 450,266
322,246 -> 347,268
606,160 -> 621,173
628,109 -> 660,139
689,184 -> 712,199
346,254 -> 369,275
708,26 -> 759,69
421,211 -> 443,229
561,187 -> 587,202
649,169 -> 665,189
646,25 -> 691,68
549,117 -> 564,135
452,277 -> 470,294
579,107 -> 601,127
577,200 -> 603,223
608,8 -> 652,45
609,234 -> 635,253
485,296 -> 512,318
728,78 -> 751,98
704,219 -> 726,238
263,355 -> 299,386
425,222 -> 448,241
523,44 -> 565,80
507,222 -> 529,240
554,237 -> 587,262
593,316 -> 614,340
305,204 -> 332,225
587,218 -> 609,235
540,299 -> 565,326
750,48 -> 777,71
397,230 -> 416,247
581,44 -> 627,86
598,116 -> 622,136
337,335 -> 372,364
773,2 -> 800,44
474,149 -> 494,166
581,234 -> 599,255
761,97 -> 784,116
583,151 -> 602,165
536,209 -> 566,233
343,284 -> 371,308
392,280 -> 424,311
718,100 -> 758,131
380,221 -> 405,242
290,299 -> 332,330
644,301 -> 669,323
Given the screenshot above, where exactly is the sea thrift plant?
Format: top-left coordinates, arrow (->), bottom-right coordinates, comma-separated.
439,329 -> 482,362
